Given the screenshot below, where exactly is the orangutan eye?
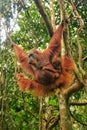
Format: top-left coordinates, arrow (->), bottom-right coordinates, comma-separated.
28,53 -> 34,58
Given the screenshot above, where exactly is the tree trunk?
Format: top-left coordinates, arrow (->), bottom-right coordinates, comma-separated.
58,91 -> 73,130
33,0 -> 53,37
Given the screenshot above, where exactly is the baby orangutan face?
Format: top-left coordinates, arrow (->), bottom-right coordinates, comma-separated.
52,56 -> 62,73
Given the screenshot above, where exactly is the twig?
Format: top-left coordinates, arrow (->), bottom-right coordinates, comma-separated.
46,115 -> 60,130
76,0 -> 84,7
70,111 -> 87,126
46,116 -> 55,128
82,56 -> 87,62
18,1 -> 40,47
58,0 -> 71,57
22,93 -> 38,120
70,102 -> 87,106
57,0 -> 67,21
77,28 -> 86,76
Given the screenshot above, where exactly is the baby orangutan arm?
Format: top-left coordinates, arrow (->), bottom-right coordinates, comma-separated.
35,67 -> 59,85
28,52 -> 60,85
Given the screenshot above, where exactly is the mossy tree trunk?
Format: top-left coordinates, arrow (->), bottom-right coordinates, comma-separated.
58,90 -> 73,130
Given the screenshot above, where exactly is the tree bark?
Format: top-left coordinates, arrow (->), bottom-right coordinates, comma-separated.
58,0 -> 70,56
39,97 -> 43,130
58,91 -> 73,130
33,0 -> 53,37
49,0 -> 56,31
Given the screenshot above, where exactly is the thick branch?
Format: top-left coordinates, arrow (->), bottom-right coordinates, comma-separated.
33,0 -> 53,37
57,0 -> 67,21
49,0 -> 56,31
58,0 -> 71,56
57,90 -> 73,130
67,82 -> 83,97
77,29 -> 86,76
83,56 -> 87,63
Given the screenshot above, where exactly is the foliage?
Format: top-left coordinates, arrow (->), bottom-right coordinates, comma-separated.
0,0 -> 87,130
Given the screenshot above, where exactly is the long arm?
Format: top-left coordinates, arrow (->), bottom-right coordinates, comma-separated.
16,73 -> 33,91
49,22 -> 64,47
44,21 -> 64,57
16,73 -> 50,96
13,44 -> 34,75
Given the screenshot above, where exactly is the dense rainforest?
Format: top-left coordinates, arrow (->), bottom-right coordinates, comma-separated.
0,0 -> 87,130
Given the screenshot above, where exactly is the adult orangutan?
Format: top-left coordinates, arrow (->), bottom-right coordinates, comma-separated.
13,21 -> 75,96
28,21 -> 64,70
16,55 -> 74,96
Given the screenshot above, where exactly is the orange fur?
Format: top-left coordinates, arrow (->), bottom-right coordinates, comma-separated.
15,55 -> 74,96
28,22 -> 64,67
13,22 -> 75,96
13,22 -> 64,72
13,44 -> 35,75
16,58 -> 74,96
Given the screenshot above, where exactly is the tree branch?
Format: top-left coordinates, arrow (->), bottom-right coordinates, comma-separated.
83,56 -> 87,63
33,0 -> 53,37
76,0 -> 84,7
70,102 -> 87,106
58,0 -> 71,57
65,0 -> 84,28
67,82 -> 83,97
57,0 -> 67,21
49,0 -> 56,31
70,111 -> 87,126
46,115 -> 60,130
77,28 -> 86,76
